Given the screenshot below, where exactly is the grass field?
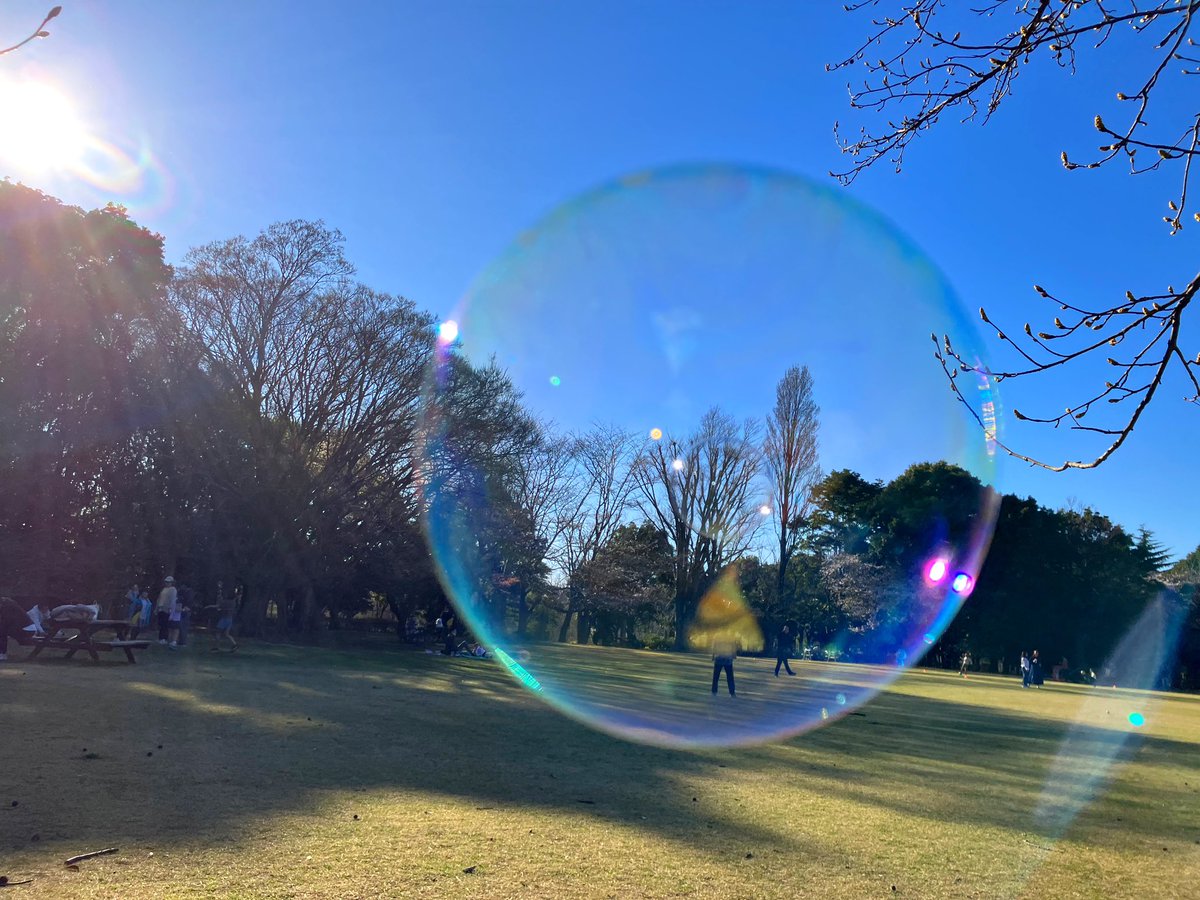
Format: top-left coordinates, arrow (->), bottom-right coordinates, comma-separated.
1,639 -> 1198,899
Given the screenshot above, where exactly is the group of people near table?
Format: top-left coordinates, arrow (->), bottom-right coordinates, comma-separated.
0,575 -> 239,661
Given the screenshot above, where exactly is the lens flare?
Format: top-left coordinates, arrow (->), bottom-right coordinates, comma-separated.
1033,591 -> 1186,837
951,572 -> 974,595
926,558 -> 949,583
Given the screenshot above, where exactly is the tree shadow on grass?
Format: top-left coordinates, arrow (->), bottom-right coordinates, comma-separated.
0,644 -> 805,863
1,643 -> 1196,865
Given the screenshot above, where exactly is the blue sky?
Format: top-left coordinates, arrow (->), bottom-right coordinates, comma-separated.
3,0 -> 1196,561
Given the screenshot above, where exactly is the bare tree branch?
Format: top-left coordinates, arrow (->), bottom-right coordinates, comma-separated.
0,6 -> 60,56
836,1 -> 1200,469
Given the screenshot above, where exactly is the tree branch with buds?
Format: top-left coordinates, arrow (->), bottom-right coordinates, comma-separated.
1,6 -> 61,56
836,0 -> 1199,469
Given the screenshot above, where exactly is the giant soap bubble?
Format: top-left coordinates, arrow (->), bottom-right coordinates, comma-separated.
419,164 -> 1002,747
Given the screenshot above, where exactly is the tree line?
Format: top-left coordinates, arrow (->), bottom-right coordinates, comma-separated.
1,182 -> 1195,684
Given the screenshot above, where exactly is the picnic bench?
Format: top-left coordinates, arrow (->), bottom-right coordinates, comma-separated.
28,618 -> 151,663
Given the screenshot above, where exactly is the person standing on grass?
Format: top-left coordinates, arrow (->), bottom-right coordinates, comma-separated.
711,632 -> 739,697
1020,651 -> 1031,688
1029,650 -> 1044,688
211,581 -> 238,652
0,596 -> 33,662
125,583 -> 141,623
774,623 -> 796,677
139,590 -> 153,633
156,576 -> 177,645
959,651 -> 972,677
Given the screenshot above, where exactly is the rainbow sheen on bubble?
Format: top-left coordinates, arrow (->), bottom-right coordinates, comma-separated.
420,164 -> 1003,747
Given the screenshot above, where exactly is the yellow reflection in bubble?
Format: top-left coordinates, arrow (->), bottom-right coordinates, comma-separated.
687,567 -> 763,653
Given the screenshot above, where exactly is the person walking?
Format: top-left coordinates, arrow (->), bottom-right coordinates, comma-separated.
711,632 -> 739,697
156,576 -> 177,645
774,623 -> 796,677
210,582 -> 238,652
1020,651 -> 1031,688
959,651 -> 972,677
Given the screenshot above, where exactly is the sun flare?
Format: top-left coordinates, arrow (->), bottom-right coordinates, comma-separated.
0,77 -> 89,172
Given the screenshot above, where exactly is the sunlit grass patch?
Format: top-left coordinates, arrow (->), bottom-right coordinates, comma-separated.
0,640 -> 1196,898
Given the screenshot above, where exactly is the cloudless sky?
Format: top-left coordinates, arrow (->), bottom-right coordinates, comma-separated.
3,0 -> 1196,560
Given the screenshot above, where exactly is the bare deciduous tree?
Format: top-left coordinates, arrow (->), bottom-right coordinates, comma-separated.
634,409 -> 763,649
556,425 -> 640,642
764,365 -> 821,598
173,220 -> 354,411
833,0 -> 1199,470
171,220 -> 436,631
506,430 -> 579,636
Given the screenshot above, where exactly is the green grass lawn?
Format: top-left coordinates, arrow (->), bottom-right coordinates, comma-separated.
1,639 -> 1198,899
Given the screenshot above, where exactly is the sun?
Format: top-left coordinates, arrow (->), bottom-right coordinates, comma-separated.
0,76 -> 89,172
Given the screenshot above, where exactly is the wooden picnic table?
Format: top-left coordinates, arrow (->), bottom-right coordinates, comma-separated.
28,618 -> 150,663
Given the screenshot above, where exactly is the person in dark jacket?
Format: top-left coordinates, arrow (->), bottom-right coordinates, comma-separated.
1029,650 -> 1044,688
774,624 -> 796,676
711,633 -> 739,696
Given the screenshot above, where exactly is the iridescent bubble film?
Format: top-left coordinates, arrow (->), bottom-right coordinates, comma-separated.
420,164 -> 1002,747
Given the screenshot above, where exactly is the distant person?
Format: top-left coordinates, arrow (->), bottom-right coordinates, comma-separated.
156,576 -> 177,645
139,590 -> 153,631
176,583 -> 194,647
774,624 -> 796,677
959,651 -> 972,677
128,591 -> 144,638
23,600 -> 50,638
1020,651 -> 1031,688
711,633 -> 739,697
211,583 -> 238,653
125,584 -> 141,622
0,596 -> 35,661
1029,650 -> 1044,688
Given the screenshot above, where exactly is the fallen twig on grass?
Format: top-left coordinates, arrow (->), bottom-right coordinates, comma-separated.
0,876 -> 34,887
1022,839 -> 1058,852
63,848 -> 117,866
